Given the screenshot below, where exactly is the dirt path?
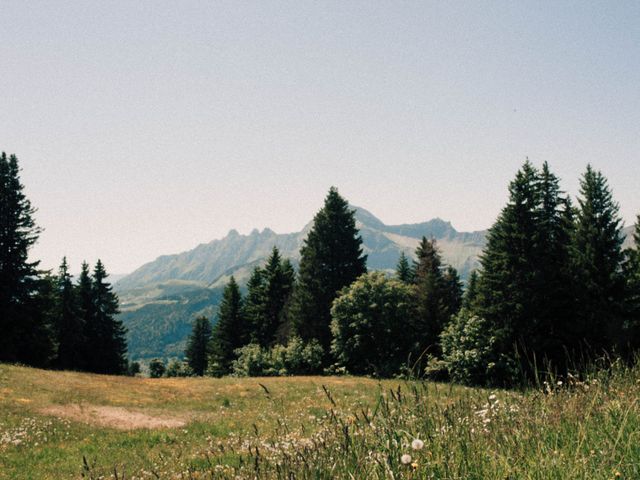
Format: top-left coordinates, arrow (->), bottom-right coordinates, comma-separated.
40,404 -> 188,430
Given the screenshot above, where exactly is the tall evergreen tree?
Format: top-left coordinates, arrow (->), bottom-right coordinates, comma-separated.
90,260 -> 128,374
411,237 -> 450,357
274,258 -> 296,344
244,265 -> 266,343
442,266 -> 463,316
572,165 -> 626,353
185,315 -> 212,376
395,252 -> 413,283
244,248 -> 296,347
533,163 -> 576,365
290,187 -> 367,357
20,273 -> 57,367
0,152 -> 53,365
54,257 -> 85,370
77,261 -> 94,370
476,161 -> 550,382
209,277 -> 246,376
475,161 -> 582,381
462,270 -> 480,310
257,247 -> 295,346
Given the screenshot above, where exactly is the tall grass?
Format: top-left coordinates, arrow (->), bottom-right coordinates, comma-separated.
3,362 -> 639,479
82,360 -> 640,479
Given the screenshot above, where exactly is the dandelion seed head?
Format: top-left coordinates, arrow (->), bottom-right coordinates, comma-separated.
401,454 -> 412,464
411,438 -> 424,450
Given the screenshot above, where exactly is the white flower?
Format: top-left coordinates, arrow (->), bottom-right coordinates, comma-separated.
411,439 -> 424,450
488,394 -> 497,402
401,454 -> 412,464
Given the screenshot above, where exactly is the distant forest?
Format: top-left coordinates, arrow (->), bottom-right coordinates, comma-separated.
2,151 -> 640,386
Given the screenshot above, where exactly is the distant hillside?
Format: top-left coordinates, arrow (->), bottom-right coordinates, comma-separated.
118,283 -> 224,360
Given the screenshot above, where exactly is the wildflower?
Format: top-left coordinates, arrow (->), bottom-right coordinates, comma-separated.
557,381 -> 563,386
411,439 -> 424,450
411,461 -> 419,470
488,394 -> 497,402
401,454 -> 412,464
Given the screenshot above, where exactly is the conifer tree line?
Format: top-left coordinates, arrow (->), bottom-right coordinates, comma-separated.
441,161 -> 640,385
0,152 -> 128,374
4,149 -> 640,385
183,164 -> 640,385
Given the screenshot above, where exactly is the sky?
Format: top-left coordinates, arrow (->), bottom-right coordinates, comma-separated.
2,1 -> 639,274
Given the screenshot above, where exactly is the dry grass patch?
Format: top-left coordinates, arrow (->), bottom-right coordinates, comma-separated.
40,403 -> 188,430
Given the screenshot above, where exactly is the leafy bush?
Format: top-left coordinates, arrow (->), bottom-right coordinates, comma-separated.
283,336 -> 323,374
231,339 -> 325,377
231,344 -> 271,377
148,358 -> 166,378
440,308 -> 517,385
330,272 -> 418,377
165,359 -> 192,377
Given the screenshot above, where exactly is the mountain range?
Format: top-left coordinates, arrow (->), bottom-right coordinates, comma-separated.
116,206 -> 487,292
115,206 -> 487,360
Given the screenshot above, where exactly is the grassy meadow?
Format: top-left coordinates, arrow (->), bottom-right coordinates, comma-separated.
1,363 -> 639,479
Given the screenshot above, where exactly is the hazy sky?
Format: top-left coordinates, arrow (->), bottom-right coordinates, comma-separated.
2,1 -> 639,274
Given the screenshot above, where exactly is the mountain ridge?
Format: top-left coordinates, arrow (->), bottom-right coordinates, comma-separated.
116,206 -> 488,291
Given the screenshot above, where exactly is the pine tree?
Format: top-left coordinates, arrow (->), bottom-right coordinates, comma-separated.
462,270 -> 480,310
256,247 -> 295,346
274,258 -> 296,344
77,261 -> 94,370
90,260 -> 128,374
244,249 -> 296,347
476,161 -> 548,382
442,266 -> 463,316
22,273 -> 57,367
396,252 -> 413,283
244,266 -> 266,343
54,257 -> 85,370
185,316 -> 212,376
290,187 -> 367,357
0,152 -> 53,365
475,161 -> 580,381
533,163 -> 576,365
209,277 -> 246,376
411,237 -> 449,357
572,165 -> 625,353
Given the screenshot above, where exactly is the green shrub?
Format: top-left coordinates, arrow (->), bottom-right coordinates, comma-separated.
165,359 -> 192,377
231,344 -> 270,377
440,308 -> 517,385
231,339 -> 325,377
148,358 -> 166,378
330,272 -> 418,377
284,336 -> 323,374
